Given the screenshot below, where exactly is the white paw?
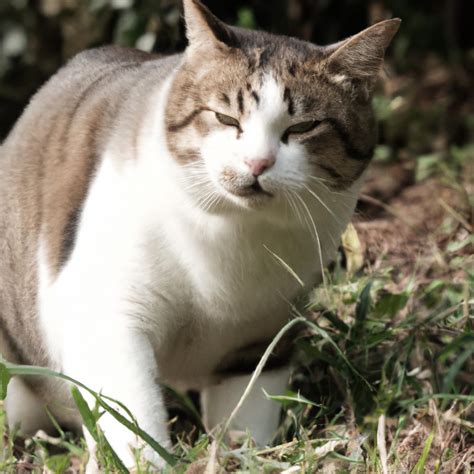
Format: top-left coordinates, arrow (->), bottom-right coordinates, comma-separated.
84,422 -> 172,473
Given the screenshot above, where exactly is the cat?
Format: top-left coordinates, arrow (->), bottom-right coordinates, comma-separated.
0,0 -> 399,470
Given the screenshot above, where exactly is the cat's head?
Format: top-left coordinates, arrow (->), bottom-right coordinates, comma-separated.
165,0 -> 399,214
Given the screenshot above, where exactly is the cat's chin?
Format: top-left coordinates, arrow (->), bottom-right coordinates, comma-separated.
220,182 -> 275,209
224,192 -> 276,213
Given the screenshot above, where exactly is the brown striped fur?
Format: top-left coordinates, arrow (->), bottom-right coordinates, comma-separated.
0,47 -> 180,369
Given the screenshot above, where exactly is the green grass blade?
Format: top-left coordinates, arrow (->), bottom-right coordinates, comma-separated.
1,358 -> 178,467
411,431 -> 434,474
71,386 -> 99,440
71,386 -> 128,474
355,282 -> 372,324
442,346 -> 474,393
262,389 -> 324,408
299,317 -> 373,390
0,362 -> 11,401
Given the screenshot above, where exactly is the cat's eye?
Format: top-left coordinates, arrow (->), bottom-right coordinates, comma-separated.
215,112 -> 240,128
285,120 -> 321,136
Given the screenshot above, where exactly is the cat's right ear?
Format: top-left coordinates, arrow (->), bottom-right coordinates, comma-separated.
183,0 -> 237,53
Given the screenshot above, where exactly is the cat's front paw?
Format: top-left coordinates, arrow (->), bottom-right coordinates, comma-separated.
84,422 -> 172,473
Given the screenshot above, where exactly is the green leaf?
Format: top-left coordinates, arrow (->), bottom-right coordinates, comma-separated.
263,389 -> 324,408
411,431 -> 434,474
45,454 -> 71,473
374,291 -> 409,318
71,386 -> 99,440
71,387 -> 128,474
442,346 -> 474,393
301,318 -> 373,391
322,311 -> 350,334
447,235 -> 474,253
0,362 -> 11,400
355,282 -> 372,324
2,360 -> 178,467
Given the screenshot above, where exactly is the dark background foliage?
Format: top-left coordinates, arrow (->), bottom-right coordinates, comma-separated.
0,0 -> 473,145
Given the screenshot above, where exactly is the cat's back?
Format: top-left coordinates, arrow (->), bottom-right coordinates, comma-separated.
0,45 -> 180,257
1,46 -> 175,167
0,47 -> 181,365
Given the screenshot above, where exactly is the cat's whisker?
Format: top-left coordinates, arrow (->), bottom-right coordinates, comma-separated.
284,191 -> 300,224
198,189 -> 224,217
192,190 -> 218,229
282,191 -> 290,219
302,184 -> 344,228
309,181 -> 356,213
293,192 -> 327,289
287,191 -> 305,226
196,190 -> 216,209
183,180 -> 212,193
180,174 -> 210,186
308,175 -> 337,186
181,170 -> 207,177
180,160 -> 206,169
202,192 -> 221,214
308,176 -> 347,196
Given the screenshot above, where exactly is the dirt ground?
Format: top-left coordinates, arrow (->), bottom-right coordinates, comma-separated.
355,161 -> 472,283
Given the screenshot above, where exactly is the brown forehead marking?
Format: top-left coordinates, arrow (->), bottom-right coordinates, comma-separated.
258,47 -> 273,68
288,63 -> 297,77
237,88 -> 244,114
220,92 -> 230,106
251,90 -> 260,106
247,53 -> 257,74
283,87 -> 295,116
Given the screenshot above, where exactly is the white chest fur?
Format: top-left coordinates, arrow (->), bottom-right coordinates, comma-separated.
34,74 -> 358,469
38,74 -> 357,385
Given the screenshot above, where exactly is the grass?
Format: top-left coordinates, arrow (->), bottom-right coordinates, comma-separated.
1,195 -> 472,472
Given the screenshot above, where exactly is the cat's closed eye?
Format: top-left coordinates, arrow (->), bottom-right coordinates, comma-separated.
282,119 -> 321,142
215,112 -> 240,129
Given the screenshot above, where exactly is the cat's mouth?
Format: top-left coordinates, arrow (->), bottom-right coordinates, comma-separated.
229,179 -> 273,198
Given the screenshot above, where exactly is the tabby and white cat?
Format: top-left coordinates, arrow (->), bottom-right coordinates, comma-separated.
0,0 -> 399,469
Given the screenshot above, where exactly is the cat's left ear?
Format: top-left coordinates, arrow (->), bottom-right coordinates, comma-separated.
183,0 -> 237,53
325,18 -> 401,99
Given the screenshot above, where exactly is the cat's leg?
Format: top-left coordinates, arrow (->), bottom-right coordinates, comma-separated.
4,377 -> 54,436
61,320 -> 171,470
41,273 -> 171,469
201,366 -> 290,446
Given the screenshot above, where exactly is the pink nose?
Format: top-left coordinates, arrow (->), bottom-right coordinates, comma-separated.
244,156 -> 276,177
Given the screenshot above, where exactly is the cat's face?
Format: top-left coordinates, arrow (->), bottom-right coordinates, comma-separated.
165,0 -> 400,214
